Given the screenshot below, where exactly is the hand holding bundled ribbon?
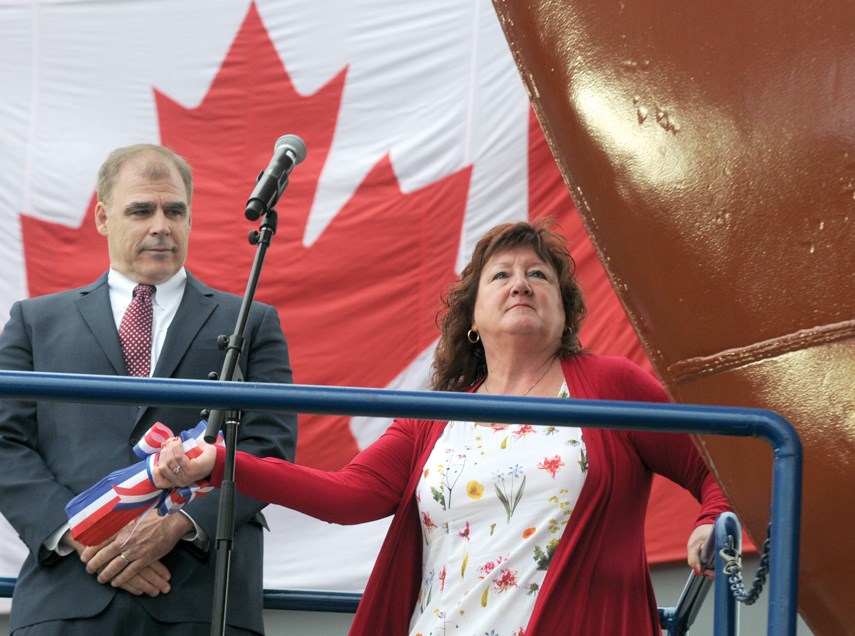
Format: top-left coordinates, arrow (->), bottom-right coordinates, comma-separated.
65,420 -> 224,546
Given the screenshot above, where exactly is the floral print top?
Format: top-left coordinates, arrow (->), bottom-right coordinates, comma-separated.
409,382 -> 586,636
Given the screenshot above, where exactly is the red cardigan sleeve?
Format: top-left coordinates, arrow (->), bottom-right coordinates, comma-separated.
626,431 -> 731,526
210,418 -> 422,525
568,355 -> 731,527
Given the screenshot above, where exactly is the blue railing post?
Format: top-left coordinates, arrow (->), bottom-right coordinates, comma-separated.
713,512 -> 740,636
755,411 -> 802,636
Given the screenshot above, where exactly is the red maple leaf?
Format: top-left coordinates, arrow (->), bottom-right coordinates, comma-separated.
21,193 -> 108,295
20,4 -> 471,470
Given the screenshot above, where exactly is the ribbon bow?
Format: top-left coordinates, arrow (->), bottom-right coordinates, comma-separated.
65,420 -> 223,546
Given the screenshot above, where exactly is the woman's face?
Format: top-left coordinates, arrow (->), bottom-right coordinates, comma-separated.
471,246 -> 565,351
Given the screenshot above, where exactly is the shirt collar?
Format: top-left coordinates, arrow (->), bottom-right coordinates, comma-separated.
107,268 -> 187,308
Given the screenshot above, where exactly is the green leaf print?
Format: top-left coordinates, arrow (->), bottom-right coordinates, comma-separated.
430,486 -> 446,509
512,475 -> 527,513
494,483 -> 509,509
533,538 -> 559,570
495,475 -> 527,523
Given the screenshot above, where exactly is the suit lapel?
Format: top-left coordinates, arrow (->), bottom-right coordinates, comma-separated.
151,273 -> 217,380
76,274 -> 127,375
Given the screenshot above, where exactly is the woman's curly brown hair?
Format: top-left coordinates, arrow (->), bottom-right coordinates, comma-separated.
431,219 -> 586,392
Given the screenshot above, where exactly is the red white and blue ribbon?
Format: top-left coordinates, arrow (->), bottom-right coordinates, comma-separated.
65,420 -> 223,546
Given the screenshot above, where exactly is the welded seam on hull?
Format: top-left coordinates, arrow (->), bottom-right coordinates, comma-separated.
668,319 -> 855,384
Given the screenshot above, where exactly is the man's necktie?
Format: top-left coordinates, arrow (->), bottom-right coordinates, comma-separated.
119,284 -> 155,377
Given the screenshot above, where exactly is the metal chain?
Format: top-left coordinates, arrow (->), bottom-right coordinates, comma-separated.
718,522 -> 771,605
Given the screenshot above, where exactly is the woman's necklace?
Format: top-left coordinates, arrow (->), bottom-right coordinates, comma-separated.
482,355 -> 557,397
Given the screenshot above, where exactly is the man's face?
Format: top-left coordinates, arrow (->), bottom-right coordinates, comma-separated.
95,152 -> 191,285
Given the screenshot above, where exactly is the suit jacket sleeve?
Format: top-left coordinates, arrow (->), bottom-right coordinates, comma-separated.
0,300 -> 80,555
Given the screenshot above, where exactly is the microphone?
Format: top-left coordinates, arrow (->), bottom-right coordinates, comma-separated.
245,134 -> 307,220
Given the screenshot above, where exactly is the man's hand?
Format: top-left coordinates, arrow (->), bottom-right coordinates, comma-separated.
62,529 -> 172,597
73,511 -> 192,595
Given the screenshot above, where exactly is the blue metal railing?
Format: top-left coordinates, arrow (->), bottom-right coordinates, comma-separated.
712,512 -> 743,635
0,371 -> 802,634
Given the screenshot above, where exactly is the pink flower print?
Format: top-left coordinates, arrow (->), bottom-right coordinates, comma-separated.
422,512 -> 438,533
478,560 -> 497,579
458,520 -> 471,541
478,555 -> 508,579
492,568 -> 519,593
538,454 -> 565,479
439,565 -> 447,592
513,425 -> 536,439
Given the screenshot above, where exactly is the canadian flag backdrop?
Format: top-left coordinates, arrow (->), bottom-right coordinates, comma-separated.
0,0 -> 702,594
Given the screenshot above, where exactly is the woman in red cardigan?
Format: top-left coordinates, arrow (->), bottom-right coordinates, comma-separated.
156,220 -> 730,635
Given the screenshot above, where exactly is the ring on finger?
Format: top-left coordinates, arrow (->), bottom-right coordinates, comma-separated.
119,553 -> 131,566
173,465 -> 182,474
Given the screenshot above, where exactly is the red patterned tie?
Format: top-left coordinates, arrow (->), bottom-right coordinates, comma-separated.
119,284 -> 155,377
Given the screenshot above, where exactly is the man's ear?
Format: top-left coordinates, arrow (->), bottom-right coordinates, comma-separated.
94,202 -> 109,236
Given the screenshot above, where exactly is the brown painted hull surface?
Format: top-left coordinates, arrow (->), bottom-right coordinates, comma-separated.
492,0 -> 855,633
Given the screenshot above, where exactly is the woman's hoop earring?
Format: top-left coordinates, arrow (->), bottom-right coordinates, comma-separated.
467,329 -> 480,344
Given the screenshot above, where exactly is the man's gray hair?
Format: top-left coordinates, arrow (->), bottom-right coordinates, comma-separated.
97,144 -> 193,207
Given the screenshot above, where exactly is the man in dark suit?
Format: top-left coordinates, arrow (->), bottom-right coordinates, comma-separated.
0,144 -> 297,634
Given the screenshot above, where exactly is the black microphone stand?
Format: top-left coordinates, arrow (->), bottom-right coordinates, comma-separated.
204,208 -> 278,636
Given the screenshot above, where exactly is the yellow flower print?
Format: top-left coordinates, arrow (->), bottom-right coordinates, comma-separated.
466,480 -> 484,499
